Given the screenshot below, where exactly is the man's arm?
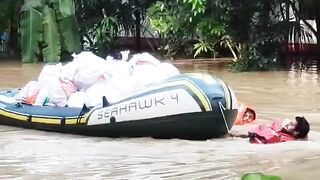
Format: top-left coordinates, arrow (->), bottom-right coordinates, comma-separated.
228,132 -> 249,138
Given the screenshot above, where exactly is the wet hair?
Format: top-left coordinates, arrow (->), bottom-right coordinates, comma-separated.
244,108 -> 256,120
294,116 -> 310,139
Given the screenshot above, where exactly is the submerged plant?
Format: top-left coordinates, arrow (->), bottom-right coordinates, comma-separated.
241,173 -> 282,180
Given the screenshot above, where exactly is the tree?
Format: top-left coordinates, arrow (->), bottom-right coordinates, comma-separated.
148,0 -> 230,58
75,0 -> 157,56
296,0 -> 320,44
20,0 -> 81,63
147,0 -> 304,71
0,0 -> 22,57
228,0 -> 291,71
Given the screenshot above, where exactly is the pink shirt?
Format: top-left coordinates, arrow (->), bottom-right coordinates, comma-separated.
249,121 -> 295,144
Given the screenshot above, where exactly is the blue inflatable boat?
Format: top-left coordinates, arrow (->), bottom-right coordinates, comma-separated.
0,73 -> 238,140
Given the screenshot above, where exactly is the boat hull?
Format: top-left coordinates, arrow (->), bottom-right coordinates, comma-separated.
0,73 -> 238,140
0,110 -> 236,140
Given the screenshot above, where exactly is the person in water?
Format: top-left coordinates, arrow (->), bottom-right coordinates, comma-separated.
230,116 -> 310,144
234,102 -> 257,125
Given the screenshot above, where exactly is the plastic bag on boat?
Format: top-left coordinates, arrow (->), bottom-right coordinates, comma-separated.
106,60 -> 138,94
131,63 -> 162,87
15,81 -> 41,105
42,78 -> 67,107
110,60 -> 131,78
59,79 -> 77,98
108,74 -> 138,97
158,62 -> 180,78
128,53 -> 179,88
38,63 -> 62,87
84,83 -> 124,107
120,50 -> 130,61
34,87 -> 50,106
37,63 -> 73,107
59,61 -> 81,82
67,91 -> 86,108
128,52 -> 161,67
72,51 -> 112,90
128,53 -> 159,86
84,83 -> 109,107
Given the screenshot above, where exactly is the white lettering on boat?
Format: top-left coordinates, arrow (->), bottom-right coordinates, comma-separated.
96,94 -> 179,120
87,89 -> 201,125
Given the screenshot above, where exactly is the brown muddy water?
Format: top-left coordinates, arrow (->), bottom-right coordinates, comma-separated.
0,59 -> 320,179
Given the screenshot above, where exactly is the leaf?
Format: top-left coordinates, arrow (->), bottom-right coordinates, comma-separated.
59,15 -> 81,53
193,40 -> 213,57
54,0 -> 81,53
58,0 -> 75,17
42,5 -> 61,63
21,0 -> 43,11
241,173 -> 282,180
20,7 -> 43,63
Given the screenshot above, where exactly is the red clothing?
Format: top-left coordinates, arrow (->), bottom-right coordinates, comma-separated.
234,102 -> 257,125
249,121 -> 295,144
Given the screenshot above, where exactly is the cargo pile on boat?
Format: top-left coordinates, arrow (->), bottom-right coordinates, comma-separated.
13,51 -> 180,108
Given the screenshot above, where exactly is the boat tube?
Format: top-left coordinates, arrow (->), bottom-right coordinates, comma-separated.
0,73 -> 238,140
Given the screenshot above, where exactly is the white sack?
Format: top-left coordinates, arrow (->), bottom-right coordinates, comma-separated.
37,63 -> 70,107
67,91 -> 86,108
15,81 -> 40,104
72,51 -> 112,90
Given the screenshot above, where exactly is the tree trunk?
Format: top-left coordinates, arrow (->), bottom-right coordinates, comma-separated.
7,2 -> 21,57
134,0 -> 141,52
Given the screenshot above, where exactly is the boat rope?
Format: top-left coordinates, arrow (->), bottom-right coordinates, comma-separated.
218,101 -> 230,132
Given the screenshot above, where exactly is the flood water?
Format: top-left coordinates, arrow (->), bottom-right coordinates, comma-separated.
0,59 -> 320,179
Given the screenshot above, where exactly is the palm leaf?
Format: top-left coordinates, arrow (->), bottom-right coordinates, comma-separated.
20,7 -> 43,63
53,0 -> 81,53
58,0 -> 75,17
42,5 -> 61,63
59,15 -> 81,53
20,0 -> 42,11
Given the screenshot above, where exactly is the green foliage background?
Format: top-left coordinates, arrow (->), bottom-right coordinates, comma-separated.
0,0 -> 319,71
20,0 -> 81,63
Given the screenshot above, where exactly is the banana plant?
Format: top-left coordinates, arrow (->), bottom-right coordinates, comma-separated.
20,0 -> 81,63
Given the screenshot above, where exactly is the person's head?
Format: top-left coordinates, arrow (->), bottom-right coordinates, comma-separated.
282,116 -> 310,139
242,109 -> 255,123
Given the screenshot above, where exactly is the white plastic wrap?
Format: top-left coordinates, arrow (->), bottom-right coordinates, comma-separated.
37,63 -> 70,107
72,51 -> 112,91
67,91 -> 86,108
15,81 -> 41,104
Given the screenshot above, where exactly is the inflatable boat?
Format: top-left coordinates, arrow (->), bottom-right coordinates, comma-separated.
0,73 -> 238,140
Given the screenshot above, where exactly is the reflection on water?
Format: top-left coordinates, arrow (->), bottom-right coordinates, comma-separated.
0,59 -> 320,179
287,56 -> 320,72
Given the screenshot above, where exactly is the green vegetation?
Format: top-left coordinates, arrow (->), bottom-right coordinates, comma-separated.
0,0 -> 21,57
20,0 -> 81,63
147,0 -> 229,58
148,0 -> 319,71
0,0 -> 319,71
241,173 -> 282,180
74,0 -> 157,56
